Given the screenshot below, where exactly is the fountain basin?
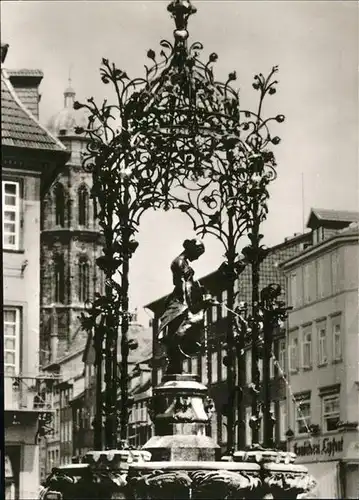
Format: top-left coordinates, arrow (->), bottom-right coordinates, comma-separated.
127,461 -> 261,499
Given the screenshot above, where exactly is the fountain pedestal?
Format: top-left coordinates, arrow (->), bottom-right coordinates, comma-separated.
143,374 -> 220,462
126,373 -> 317,499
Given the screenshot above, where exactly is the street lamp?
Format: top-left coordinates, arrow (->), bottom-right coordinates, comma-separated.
76,0 -> 284,453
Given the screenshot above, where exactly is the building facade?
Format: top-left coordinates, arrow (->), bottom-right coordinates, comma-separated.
281,209 -> 359,499
146,231 -> 312,455
74,321 -> 153,456
2,44 -> 69,499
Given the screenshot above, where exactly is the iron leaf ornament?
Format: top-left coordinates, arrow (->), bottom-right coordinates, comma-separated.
75,0 -> 285,451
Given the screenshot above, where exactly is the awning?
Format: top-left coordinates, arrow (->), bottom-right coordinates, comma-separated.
305,461 -> 339,499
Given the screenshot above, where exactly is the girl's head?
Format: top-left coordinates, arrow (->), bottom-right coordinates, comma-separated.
183,238 -> 205,261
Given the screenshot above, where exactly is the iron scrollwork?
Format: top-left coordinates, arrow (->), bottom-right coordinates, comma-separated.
75,0 -> 285,451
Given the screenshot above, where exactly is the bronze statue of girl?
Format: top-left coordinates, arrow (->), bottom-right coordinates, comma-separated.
158,238 -> 213,374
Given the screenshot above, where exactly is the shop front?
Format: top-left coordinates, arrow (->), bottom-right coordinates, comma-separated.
290,431 -> 359,499
5,448 -> 20,500
341,438 -> 359,499
5,412 -> 40,500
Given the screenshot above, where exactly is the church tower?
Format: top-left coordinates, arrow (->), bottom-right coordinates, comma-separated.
40,81 -> 104,365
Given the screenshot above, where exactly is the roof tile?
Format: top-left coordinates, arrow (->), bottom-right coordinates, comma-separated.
1,69 -> 67,153
309,208 -> 359,224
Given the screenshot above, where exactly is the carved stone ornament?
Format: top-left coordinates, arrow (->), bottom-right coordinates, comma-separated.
127,467 -> 262,500
263,463 -> 317,499
129,470 -> 192,500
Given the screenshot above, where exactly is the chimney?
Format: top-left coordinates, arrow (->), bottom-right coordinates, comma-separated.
7,69 -> 44,119
50,305 -> 59,363
1,43 -> 9,63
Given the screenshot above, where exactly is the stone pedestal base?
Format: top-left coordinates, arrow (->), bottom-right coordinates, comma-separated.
143,434 -> 219,462
143,373 -> 220,462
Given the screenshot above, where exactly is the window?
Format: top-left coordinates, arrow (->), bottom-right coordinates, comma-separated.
258,358 -> 263,381
140,402 -> 145,422
313,227 -> 325,245
93,197 -> 98,221
289,336 -> 299,373
245,349 -> 252,384
211,351 -> 218,383
245,407 -> 252,446
222,290 -> 228,317
182,358 -> 189,373
279,400 -> 287,441
78,259 -> 90,303
54,256 -> 65,303
78,185 -> 89,226
222,415 -> 228,445
129,406 -> 133,423
211,411 -> 218,443
318,327 -> 327,365
322,395 -> 340,432
221,349 -> 227,381
201,355 -> 208,385
302,330 -> 312,369
295,398 -> 311,435
278,339 -> 286,375
317,258 -> 325,298
191,356 -> 198,375
212,304 -> 218,323
4,308 -> 20,375
269,356 -> 274,379
290,273 -> 297,308
333,323 -> 342,361
54,183 -> 65,227
3,181 -> 20,250
259,402 -> 275,444
55,409 -> 60,436
303,264 -> 311,303
331,251 -> 339,293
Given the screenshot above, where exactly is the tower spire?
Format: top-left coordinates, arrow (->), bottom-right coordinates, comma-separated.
68,64 -> 73,88
64,65 -> 75,108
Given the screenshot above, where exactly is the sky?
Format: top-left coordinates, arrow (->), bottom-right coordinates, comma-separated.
2,0 -> 358,324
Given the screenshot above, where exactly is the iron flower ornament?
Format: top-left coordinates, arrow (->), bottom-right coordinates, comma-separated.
75,0 -> 285,450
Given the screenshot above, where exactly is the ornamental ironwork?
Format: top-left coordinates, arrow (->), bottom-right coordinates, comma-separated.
75,0 -> 285,451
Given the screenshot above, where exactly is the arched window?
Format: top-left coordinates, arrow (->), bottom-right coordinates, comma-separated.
78,185 -> 89,227
54,183 -> 65,227
78,259 -> 90,303
54,255 -> 65,303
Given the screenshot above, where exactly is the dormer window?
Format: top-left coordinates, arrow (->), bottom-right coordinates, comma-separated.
313,226 -> 325,245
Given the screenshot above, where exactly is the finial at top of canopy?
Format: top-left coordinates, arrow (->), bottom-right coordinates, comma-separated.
167,0 -> 197,42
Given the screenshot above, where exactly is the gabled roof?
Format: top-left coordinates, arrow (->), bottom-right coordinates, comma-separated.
1,69 -> 68,154
307,208 -> 359,228
6,68 -> 44,78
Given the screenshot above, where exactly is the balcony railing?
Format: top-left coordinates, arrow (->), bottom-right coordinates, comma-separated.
5,375 -> 55,412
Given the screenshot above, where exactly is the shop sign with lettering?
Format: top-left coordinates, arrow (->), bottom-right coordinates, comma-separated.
292,435 -> 344,462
